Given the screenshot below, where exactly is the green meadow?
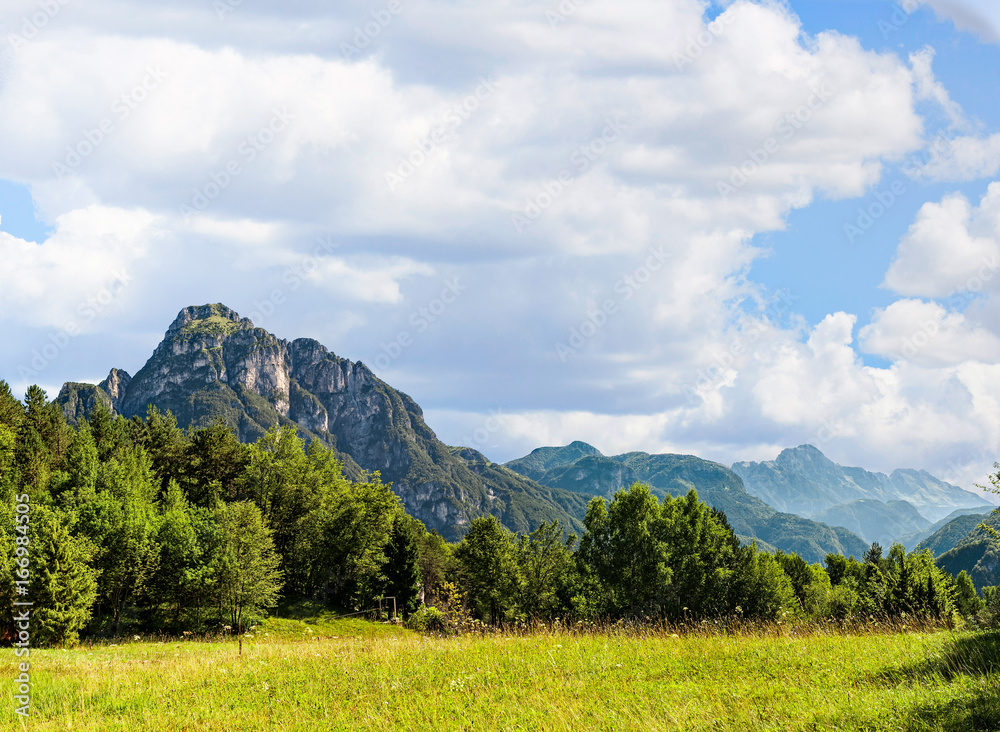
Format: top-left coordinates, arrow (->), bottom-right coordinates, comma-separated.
4,616 -> 1000,731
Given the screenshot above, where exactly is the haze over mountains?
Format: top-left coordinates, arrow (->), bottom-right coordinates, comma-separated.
52,304 -> 996,567
732,444 -> 990,524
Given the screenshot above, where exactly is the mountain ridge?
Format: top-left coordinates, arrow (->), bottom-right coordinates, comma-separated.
732,444 -> 990,524
56,303 -> 589,540
505,442 -> 868,563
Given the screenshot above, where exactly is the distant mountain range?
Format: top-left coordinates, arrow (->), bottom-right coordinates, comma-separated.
504,443 -> 866,563
732,444 -> 990,524
52,303 -> 995,569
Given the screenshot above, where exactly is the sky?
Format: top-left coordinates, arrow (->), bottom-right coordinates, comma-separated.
2,0 -> 1000,495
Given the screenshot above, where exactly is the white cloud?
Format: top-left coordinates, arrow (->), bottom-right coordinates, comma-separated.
909,46 -> 967,129
883,183 -> 1000,298
912,133 -> 1000,181
920,0 -> 1000,43
0,205 -> 158,329
2,0 -> 999,495
860,298 -> 1000,367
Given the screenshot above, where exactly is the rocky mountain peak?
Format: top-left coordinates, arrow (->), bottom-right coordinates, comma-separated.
55,303 -> 589,540
98,368 -> 132,412
163,303 -> 254,343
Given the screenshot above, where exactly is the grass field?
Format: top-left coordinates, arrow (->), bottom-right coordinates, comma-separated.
3,615 -> 1000,731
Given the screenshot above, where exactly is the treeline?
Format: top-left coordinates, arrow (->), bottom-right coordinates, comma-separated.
0,382 -> 993,646
437,484 -> 988,630
1,383 -> 424,645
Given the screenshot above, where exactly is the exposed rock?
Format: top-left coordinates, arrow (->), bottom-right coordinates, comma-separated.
55,303 -> 586,540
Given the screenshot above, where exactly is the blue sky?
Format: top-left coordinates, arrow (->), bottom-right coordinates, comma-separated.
3,0 -> 1000,492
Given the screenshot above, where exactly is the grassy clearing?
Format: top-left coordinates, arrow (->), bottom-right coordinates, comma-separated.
3,619 -> 1000,731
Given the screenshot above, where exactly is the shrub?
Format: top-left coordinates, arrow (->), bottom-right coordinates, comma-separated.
406,604 -> 446,633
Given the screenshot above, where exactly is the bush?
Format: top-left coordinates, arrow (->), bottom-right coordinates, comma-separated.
406,605 -> 446,633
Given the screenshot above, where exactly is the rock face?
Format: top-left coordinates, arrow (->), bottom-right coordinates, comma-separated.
506,442 -> 868,563
56,304 -> 587,540
732,445 -> 990,524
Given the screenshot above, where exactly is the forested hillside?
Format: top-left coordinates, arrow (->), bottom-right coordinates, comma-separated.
2,380 -> 987,647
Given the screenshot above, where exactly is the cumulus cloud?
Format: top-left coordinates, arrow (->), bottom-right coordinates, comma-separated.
860,298 -> 1000,367
883,183 -> 1000,298
1,0 -> 998,492
911,133 -> 1000,181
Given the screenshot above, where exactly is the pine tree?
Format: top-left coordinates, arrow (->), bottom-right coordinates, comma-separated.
382,514 -> 422,617
29,506 -> 98,647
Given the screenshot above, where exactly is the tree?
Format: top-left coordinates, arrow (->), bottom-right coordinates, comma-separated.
516,520 -> 577,621
454,515 -> 520,624
212,501 -> 283,632
415,529 -> 454,606
78,447 -> 158,634
146,481 -> 205,629
731,546 -> 798,621
292,472 -> 398,608
56,421 -> 99,508
382,513 -> 422,617
183,421 -> 250,506
29,506 -> 98,646
955,570 -> 983,618
132,406 -> 188,494
576,484 -> 672,618
659,491 -> 740,618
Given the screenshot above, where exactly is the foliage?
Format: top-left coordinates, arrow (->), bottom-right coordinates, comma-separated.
0,380 -> 983,648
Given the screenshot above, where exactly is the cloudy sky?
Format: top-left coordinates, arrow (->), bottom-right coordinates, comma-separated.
2,0 -> 1000,492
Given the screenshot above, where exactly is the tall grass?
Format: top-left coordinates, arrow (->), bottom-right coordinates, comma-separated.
2,614 -> 997,731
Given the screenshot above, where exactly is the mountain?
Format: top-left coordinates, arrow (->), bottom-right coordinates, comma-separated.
505,441 -> 603,482
934,512 -> 1000,590
897,508 -> 993,552
732,445 -> 990,523
505,443 -> 868,563
534,455 -> 639,497
809,499 -> 930,547
55,304 -> 589,540
919,512 -> 995,557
